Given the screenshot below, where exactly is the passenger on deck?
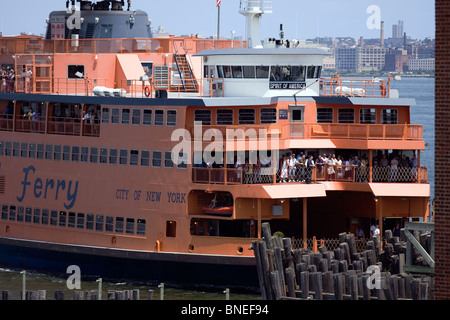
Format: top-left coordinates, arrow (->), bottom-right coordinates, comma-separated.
253,157 -> 262,184
235,156 -> 243,181
305,155 -> 315,184
288,153 -> 297,182
390,156 -> 399,182
280,155 -> 289,183
296,153 -> 306,182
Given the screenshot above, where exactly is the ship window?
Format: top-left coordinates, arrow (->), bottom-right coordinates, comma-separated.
90,147 -> 98,163
50,210 -> 58,226
152,151 -> 162,168
54,145 -> 62,161
115,217 -> 124,233
13,142 -> 19,157
4,141 -> 11,156
17,206 -> 24,222
77,213 -> 85,229
100,148 -> 108,164
238,109 -> 255,125
360,108 -> 377,124
37,144 -> 45,159
110,148 -> 118,165
317,108 -> 333,123
165,151 -> 174,168
122,108 -> 130,125
45,144 -> 53,160
232,66 -> 243,78
141,150 -> 150,167
137,219 -> 146,236
307,66 -> 316,79
0,141 -> 4,156
25,207 -> 32,223
166,221 -> 177,238
105,216 -> 114,232
260,108 -> 277,124
63,145 -> 70,161
72,146 -> 79,162
59,211 -> 67,227
143,109 -> 152,126
167,110 -> 177,126
111,108 -> 120,124
256,66 -> 270,79
271,66 -> 294,82
126,218 -> 135,235
217,66 -> 224,78
33,208 -> 41,224
194,110 -> 211,125
338,109 -> 355,123
315,66 -> 322,78
68,65 -> 85,79
243,66 -> 256,78
130,150 -> 139,166
382,109 -> 398,124
102,107 -> 110,124
81,146 -> 89,163
216,109 -> 233,125
9,206 -> 16,221
223,66 -> 232,78
21,142 -> 28,158
1,205 -> 7,220
132,109 -> 141,125
155,110 -> 164,126
41,209 -> 49,225
29,143 -> 36,159
292,66 -> 306,82
96,215 -> 104,232
177,152 -> 188,169
68,212 -> 76,228
86,214 -> 94,230
120,149 -> 128,165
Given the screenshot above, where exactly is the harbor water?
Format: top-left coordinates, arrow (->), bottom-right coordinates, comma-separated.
0,76 -> 434,300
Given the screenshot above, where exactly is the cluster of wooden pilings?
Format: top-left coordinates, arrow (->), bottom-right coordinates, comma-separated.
252,223 -> 434,300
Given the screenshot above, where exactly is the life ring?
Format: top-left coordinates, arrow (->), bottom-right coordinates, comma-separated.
144,86 -> 151,98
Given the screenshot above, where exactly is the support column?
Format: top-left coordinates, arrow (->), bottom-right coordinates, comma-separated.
257,198 -> 262,239
369,149 -> 373,183
303,198 -> 307,249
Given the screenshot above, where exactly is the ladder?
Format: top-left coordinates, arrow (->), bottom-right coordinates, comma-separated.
173,40 -> 197,93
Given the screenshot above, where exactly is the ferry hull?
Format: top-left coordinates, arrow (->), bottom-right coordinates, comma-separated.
0,237 -> 259,292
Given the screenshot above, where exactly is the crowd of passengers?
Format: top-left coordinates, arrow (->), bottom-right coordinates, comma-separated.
197,151 -> 420,184
0,67 -> 16,92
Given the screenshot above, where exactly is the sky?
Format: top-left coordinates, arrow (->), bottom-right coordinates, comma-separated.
0,0 -> 435,40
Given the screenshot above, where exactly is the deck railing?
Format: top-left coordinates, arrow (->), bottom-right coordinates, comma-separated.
320,77 -> 391,98
192,164 -> 428,185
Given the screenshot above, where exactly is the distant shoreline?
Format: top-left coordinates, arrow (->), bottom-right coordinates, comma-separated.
322,72 -> 435,78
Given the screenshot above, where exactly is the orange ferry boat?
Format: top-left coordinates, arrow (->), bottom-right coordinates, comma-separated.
0,0 -> 430,290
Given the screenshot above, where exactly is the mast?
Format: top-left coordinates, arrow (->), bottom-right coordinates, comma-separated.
239,0 -> 272,48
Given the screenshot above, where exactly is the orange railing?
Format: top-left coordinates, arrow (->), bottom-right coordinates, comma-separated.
190,123 -> 423,142
0,37 -> 245,55
320,77 -> 391,98
284,123 -> 423,141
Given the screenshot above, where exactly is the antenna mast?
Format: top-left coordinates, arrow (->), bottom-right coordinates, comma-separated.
239,0 -> 272,48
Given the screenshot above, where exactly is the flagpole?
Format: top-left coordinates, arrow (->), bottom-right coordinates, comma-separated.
217,3 -> 220,42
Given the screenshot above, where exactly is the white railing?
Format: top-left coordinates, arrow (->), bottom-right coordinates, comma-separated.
239,0 -> 272,13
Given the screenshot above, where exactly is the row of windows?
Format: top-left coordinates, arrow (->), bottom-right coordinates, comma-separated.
317,108 -> 398,124
101,108 -> 177,127
1,204 -> 146,236
204,65 -> 322,81
194,108 -> 277,126
192,107 -> 398,126
0,141 -> 188,169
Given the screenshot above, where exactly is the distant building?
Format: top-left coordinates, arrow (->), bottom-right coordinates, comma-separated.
408,58 -> 435,71
384,49 -> 412,73
392,20 -> 404,39
335,46 -> 389,72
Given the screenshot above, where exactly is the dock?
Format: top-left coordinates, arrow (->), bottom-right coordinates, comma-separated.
252,222 -> 434,300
